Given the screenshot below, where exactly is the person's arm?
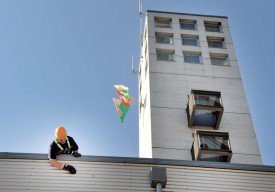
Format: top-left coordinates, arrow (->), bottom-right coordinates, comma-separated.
49,158 -> 64,169
49,158 -> 76,174
48,142 -> 77,174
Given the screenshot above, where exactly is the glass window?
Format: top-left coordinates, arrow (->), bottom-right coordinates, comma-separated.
198,133 -> 230,151
194,94 -> 222,107
207,37 -> 225,48
204,21 -> 222,32
186,90 -> 224,129
192,130 -> 232,162
155,33 -> 173,44
182,35 -> 200,46
210,55 -> 229,66
155,17 -> 172,28
184,52 -> 201,64
157,49 -> 175,61
180,19 -> 197,30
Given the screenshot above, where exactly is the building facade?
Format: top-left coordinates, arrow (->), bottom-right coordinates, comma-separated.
139,10 -> 262,164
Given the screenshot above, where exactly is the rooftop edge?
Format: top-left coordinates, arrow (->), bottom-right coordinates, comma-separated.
147,10 -> 228,19
1,152 -> 274,173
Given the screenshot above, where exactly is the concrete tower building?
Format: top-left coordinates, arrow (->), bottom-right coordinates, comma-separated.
139,10 -> 262,165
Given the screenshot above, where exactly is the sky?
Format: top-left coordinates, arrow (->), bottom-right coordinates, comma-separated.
0,0 -> 274,166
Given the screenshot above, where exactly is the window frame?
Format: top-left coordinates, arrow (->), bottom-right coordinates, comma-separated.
192,130 -> 232,163
183,52 -> 202,64
155,17 -> 172,28
179,19 -> 197,30
207,37 -> 225,48
156,49 -> 175,62
155,32 -> 174,45
210,54 -> 230,66
204,21 -> 222,32
181,35 -> 200,46
186,90 -> 224,129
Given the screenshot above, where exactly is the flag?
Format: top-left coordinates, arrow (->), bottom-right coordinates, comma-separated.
114,85 -> 132,106
113,97 -> 130,123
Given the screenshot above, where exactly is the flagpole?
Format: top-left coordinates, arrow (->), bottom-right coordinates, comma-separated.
139,0 -> 143,46
132,0 -> 143,75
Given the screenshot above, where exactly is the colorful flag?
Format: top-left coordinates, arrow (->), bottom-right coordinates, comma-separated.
113,97 -> 130,123
114,85 -> 132,106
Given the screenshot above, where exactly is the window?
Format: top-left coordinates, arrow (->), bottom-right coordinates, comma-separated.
210,54 -> 229,66
182,35 -> 200,46
207,37 -> 225,48
186,90 -> 224,129
183,52 -> 202,64
155,33 -> 173,44
191,130 -> 232,162
156,49 -> 175,61
204,21 -> 222,32
180,19 -> 197,30
155,17 -> 172,28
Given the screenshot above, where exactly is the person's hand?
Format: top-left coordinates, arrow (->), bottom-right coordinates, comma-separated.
63,164 -> 76,174
72,151 -> 81,157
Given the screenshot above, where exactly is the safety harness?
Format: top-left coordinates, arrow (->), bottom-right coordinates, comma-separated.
54,137 -> 71,152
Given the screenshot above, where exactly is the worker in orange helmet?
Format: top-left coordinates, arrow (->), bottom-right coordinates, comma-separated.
48,127 -> 81,174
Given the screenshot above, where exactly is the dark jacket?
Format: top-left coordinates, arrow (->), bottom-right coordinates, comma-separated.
48,136 -> 78,159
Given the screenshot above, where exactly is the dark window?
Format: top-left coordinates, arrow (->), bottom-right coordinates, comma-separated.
204,21 -> 222,32
207,37 -> 225,48
155,17 -> 172,28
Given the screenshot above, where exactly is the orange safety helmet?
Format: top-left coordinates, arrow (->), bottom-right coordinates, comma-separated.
55,127 -> 67,139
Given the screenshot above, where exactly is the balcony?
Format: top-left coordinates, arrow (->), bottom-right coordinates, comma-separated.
186,90 -> 224,129
191,130 -> 232,162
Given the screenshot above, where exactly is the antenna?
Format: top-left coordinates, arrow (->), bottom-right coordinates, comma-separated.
139,0 -> 143,46
132,0 -> 143,75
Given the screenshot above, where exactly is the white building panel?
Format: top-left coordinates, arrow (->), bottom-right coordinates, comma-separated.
0,153 -> 274,192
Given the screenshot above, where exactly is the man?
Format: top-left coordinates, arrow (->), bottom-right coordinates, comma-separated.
48,126 -> 81,174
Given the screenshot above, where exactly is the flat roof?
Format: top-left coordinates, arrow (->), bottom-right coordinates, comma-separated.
147,10 -> 228,19
1,152 -> 275,173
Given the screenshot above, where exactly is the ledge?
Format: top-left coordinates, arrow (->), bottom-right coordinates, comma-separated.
1,152 -> 275,173
147,10 -> 228,19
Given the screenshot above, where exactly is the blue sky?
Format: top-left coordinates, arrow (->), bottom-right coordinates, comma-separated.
0,0 -> 274,166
